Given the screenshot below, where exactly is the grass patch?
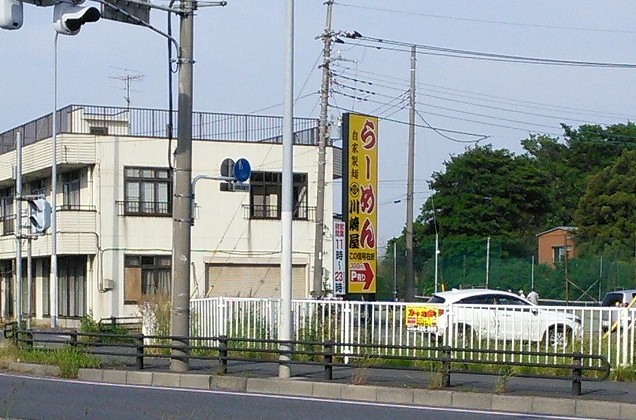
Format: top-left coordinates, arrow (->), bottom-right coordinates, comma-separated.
0,343 -> 100,379
611,367 -> 636,381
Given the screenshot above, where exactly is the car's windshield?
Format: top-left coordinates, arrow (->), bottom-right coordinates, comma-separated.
428,295 -> 445,304
602,292 -> 624,307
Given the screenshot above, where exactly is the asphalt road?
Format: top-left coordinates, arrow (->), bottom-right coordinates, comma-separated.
0,372 -> 582,420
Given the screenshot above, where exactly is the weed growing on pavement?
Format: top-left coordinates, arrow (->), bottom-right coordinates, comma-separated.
0,341 -> 100,378
495,366 -> 515,394
351,354 -> 372,385
611,367 -> 636,381
428,369 -> 446,390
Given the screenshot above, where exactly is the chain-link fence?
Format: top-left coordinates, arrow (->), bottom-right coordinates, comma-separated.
378,236 -> 636,303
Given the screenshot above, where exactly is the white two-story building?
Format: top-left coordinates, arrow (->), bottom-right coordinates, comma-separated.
0,105 -> 340,326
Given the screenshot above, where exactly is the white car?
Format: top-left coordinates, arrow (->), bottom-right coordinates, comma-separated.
427,289 -> 582,347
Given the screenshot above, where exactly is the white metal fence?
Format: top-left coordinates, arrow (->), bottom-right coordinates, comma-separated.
190,297 -> 636,369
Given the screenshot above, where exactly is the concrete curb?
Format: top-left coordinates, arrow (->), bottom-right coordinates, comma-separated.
8,362 -> 62,377
77,368 -> 636,419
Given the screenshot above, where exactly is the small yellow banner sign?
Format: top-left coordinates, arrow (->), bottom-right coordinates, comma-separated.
405,305 -> 443,333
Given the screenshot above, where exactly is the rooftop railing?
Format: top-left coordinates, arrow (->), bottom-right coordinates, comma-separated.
0,105 -> 321,155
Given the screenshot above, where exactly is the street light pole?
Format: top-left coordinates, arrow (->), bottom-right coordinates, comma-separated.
279,0 -> 294,379
15,132 -> 23,326
50,32 -> 59,329
170,0 -> 194,372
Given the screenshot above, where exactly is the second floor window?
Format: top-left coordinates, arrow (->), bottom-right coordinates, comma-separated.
0,187 -> 14,236
30,179 -> 47,198
124,167 -> 171,216
62,171 -> 81,209
249,171 -> 308,220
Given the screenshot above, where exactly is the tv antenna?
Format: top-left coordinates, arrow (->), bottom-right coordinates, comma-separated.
109,68 -> 145,110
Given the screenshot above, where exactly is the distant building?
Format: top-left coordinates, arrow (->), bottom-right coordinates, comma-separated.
0,105 -> 341,326
536,226 -> 577,266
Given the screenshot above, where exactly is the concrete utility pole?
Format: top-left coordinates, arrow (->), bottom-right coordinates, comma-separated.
404,45 -> 416,301
170,0 -> 195,372
486,236 -> 491,288
279,0 -> 294,379
312,0 -> 334,298
564,232 -> 569,305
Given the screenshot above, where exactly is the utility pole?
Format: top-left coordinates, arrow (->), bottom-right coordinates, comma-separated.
564,231 -> 569,305
312,0 -> 334,298
170,0 -> 195,372
392,241 -> 397,301
404,45 -> 416,301
486,236 -> 491,288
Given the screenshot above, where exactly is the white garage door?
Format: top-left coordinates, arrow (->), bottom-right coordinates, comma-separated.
205,264 -> 306,298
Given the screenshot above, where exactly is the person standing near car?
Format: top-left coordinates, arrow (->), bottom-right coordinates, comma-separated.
527,288 -> 539,305
518,289 -> 525,299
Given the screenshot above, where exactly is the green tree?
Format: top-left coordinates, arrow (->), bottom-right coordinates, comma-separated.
575,150 -> 636,258
522,123 -> 636,226
417,145 -> 550,237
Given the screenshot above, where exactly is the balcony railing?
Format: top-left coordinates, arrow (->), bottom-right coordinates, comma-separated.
0,105 -> 321,155
116,200 -> 171,217
242,204 -> 314,221
59,204 -> 96,212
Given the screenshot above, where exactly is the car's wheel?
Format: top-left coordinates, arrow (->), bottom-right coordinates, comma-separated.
546,326 -> 570,347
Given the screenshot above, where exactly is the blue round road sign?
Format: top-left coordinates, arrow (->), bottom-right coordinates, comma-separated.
234,158 -> 251,182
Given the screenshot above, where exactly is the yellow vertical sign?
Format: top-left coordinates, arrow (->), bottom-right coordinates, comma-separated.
344,114 -> 378,294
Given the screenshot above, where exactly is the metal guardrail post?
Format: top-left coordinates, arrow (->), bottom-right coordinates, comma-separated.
135,334 -> 144,370
219,335 -> 228,374
572,351 -> 582,396
442,346 -> 451,388
324,341 -> 334,380
25,330 -> 34,350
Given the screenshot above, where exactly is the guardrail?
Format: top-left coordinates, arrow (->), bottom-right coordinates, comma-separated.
5,327 -> 610,396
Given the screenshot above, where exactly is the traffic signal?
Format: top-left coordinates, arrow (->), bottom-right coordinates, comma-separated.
28,198 -> 52,234
0,0 -> 23,30
53,0 -> 100,35
1,0 -> 100,34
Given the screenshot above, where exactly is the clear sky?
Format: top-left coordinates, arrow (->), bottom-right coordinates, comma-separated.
3,1 -> 636,251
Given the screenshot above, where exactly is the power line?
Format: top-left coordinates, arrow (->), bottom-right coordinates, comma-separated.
334,2 -> 636,35
344,37 -> 636,69
330,103 -> 490,139
333,65 -> 636,121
